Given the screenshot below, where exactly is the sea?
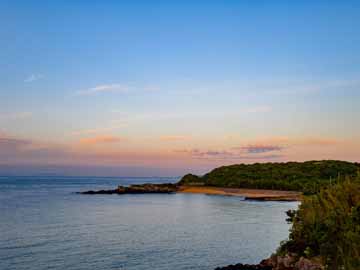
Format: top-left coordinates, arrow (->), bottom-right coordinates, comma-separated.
0,176 -> 298,270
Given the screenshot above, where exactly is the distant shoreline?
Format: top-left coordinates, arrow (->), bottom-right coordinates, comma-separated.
178,185 -> 302,201
78,183 -> 302,201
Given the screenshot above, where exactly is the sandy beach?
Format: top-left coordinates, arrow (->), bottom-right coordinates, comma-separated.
178,186 -> 302,201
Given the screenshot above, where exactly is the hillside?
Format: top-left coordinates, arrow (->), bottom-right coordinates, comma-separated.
179,160 -> 360,194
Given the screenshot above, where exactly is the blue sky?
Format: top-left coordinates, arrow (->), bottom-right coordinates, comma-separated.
0,1 -> 359,176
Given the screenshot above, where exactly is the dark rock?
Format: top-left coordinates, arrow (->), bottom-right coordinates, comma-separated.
78,183 -> 178,195
214,253 -> 324,270
294,257 -> 323,270
214,263 -> 272,270
79,189 -> 118,195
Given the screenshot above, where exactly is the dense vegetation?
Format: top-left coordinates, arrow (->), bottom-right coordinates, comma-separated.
180,161 -> 360,269
278,178 -> 360,270
179,160 -> 360,194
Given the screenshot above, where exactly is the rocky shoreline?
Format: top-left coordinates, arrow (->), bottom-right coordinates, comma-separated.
78,183 -> 178,195
214,254 -> 323,270
215,263 -> 271,270
78,184 -> 301,201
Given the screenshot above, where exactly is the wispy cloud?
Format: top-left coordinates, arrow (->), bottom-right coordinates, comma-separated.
236,145 -> 284,154
173,140 -> 287,161
1,132 -> 357,173
79,135 -> 123,145
24,74 -> 43,83
75,82 -> 162,96
175,145 -> 284,161
76,84 -> 129,95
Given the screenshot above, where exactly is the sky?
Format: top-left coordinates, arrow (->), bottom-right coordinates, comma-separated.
0,1 -> 359,176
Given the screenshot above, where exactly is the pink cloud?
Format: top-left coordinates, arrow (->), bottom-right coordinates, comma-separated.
1,132 -> 358,175
79,135 -> 123,145
174,148 -> 283,161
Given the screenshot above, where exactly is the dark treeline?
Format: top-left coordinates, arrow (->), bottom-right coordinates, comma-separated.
179,160 -> 360,194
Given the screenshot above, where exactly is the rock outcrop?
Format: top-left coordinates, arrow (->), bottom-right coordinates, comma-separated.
78,183 -> 178,195
261,254 -> 323,270
215,254 -> 323,270
214,263 -> 272,270
294,257 -> 324,270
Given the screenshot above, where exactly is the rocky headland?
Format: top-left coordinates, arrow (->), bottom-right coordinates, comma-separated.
78,184 -> 301,201
78,183 -> 178,195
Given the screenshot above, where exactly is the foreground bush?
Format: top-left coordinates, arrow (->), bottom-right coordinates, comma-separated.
279,178 -> 360,270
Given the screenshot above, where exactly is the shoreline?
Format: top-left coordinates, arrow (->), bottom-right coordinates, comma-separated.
178,185 -> 302,201
79,184 -> 302,201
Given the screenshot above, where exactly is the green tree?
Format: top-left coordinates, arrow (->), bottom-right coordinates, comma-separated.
280,178 -> 360,270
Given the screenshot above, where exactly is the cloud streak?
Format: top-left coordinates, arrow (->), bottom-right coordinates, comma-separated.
24,74 -> 43,83
75,82 -> 162,96
237,145 -> 284,154
76,84 -> 129,95
0,132 -> 358,176
79,135 -> 123,145
175,145 -> 284,161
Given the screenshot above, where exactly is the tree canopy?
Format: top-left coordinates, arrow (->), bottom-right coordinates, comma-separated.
178,160 -> 360,194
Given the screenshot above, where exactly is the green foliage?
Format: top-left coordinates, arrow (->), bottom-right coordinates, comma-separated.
280,178 -> 360,270
178,160 -> 360,193
179,161 -> 360,269
177,173 -> 203,185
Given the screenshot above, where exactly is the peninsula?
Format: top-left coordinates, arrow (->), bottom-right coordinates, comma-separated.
79,160 -> 359,201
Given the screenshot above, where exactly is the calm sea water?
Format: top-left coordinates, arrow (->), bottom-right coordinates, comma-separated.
0,176 -> 298,270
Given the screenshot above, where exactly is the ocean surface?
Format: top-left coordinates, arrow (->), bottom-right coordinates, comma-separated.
0,176 -> 298,270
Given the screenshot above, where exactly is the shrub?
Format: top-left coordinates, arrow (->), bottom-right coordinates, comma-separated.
280,178 -> 360,270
